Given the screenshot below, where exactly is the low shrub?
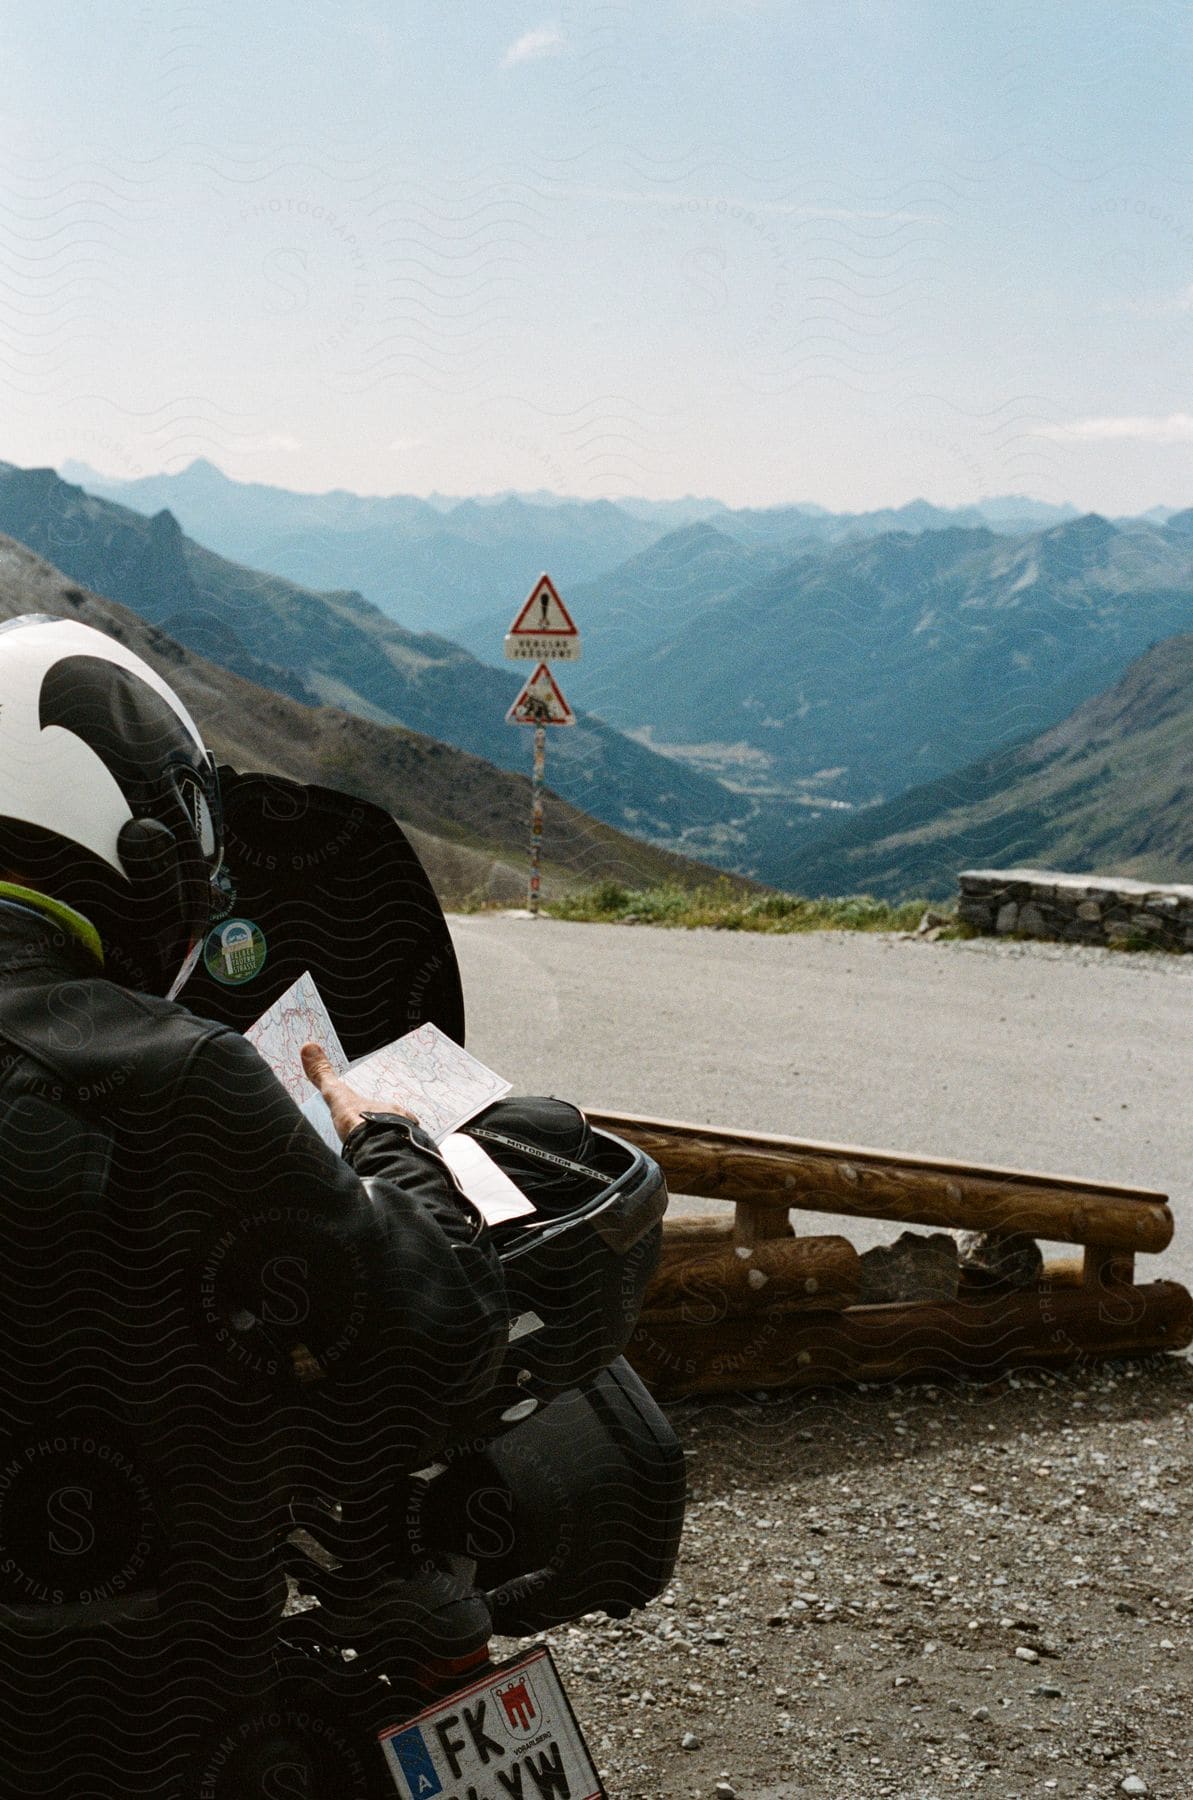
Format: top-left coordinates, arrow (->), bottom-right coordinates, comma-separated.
546,884 -> 937,934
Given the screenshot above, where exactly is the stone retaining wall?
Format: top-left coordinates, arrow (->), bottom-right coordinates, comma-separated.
957,868 -> 1193,952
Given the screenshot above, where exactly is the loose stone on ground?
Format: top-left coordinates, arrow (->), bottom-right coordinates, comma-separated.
509,1356 -> 1193,1798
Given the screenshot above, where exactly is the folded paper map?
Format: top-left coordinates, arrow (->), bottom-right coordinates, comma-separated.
247,973 -> 529,1224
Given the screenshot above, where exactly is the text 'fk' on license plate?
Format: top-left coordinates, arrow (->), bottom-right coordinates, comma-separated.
378,1646 -> 605,1800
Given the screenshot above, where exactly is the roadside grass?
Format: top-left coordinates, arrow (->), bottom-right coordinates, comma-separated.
544,880 -> 947,934
531,882 -> 1185,953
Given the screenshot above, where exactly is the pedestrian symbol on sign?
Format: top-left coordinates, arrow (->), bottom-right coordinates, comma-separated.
503,573 -> 581,661
505,663 -> 575,728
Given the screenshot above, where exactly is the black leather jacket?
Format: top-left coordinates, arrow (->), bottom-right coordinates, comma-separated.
0,902 -> 509,1612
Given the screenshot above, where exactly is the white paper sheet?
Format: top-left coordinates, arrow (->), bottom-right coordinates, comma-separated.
296,1103 -> 534,1225
439,1132 -> 535,1225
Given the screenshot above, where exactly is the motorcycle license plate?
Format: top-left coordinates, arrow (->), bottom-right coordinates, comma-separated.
378,1646 -> 606,1799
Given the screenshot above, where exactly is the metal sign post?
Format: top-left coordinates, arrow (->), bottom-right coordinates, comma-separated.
529,724 -> 546,915
505,576 -> 580,918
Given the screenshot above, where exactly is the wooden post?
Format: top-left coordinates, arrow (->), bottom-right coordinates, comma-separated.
733,1198 -> 792,1250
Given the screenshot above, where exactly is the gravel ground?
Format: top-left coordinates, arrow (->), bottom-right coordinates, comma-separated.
522,1356 -> 1193,1800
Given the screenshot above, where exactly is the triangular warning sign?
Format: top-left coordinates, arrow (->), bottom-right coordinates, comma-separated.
506,661 -> 576,727
508,574 -> 578,637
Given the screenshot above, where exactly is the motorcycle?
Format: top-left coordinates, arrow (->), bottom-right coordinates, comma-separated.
0,771 -> 684,1799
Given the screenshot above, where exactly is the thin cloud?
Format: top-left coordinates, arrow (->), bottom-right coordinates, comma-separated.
241,432 -> 303,453
1106,285 -> 1193,319
1040,413 -> 1193,444
501,25 -> 564,68
554,183 -> 942,223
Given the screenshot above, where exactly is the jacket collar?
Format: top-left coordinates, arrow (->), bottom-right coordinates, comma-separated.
0,883 -> 103,966
0,898 -> 104,980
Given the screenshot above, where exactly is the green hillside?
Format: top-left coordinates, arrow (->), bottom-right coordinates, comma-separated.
785,634 -> 1193,899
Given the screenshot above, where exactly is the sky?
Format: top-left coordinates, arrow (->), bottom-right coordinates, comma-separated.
2,0 -> 1192,512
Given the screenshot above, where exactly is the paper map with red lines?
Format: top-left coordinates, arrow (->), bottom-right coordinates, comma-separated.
245,970 -> 349,1105
345,1021 -> 511,1143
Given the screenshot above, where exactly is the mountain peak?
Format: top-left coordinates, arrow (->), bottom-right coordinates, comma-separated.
664,520 -> 740,547
179,457 -> 231,484
6,464 -> 76,493
1053,511 -> 1117,538
624,519 -> 747,571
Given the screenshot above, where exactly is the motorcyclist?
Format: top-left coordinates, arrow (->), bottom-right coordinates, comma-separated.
0,613 -> 509,1792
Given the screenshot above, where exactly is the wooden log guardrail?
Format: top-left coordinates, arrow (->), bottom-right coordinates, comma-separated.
589,1111 -> 1174,1251
645,1233 -> 861,1319
586,1110 -> 1192,1398
629,1280 -> 1193,1397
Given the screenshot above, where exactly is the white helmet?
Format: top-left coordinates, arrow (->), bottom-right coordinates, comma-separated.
0,614 -> 225,996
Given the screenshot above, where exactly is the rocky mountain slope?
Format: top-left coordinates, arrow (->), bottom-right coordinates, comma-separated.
785,633 -> 1193,899
587,515 -> 1193,817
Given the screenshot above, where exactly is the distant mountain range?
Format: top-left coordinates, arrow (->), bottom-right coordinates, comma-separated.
0,464 -> 746,866
62,458 -> 1083,640
783,633 -> 1193,899
0,531 -> 732,905
18,459 -> 1193,896
60,459 -> 665,637
66,467 -> 1183,827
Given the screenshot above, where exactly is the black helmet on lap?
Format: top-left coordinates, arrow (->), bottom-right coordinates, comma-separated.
0,614 -> 225,996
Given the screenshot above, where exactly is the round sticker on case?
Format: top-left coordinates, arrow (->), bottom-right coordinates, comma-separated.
203,916 -> 267,985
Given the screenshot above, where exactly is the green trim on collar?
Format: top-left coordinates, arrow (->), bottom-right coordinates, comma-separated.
0,882 -> 104,966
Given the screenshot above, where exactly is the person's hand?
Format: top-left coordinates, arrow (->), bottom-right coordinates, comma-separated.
301,1042 -> 418,1143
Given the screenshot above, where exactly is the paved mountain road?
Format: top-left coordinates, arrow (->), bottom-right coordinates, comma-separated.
449,914 -> 1193,1288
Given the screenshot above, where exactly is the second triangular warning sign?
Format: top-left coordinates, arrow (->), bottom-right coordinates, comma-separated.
504,573 -> 581,661
506,661 -> 576,727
